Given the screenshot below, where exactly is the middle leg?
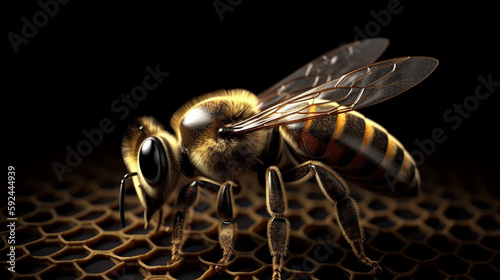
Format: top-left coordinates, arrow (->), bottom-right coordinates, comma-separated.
266,166 -> 291,280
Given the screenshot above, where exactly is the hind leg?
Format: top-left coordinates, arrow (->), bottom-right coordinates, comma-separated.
283,160 -> 382,274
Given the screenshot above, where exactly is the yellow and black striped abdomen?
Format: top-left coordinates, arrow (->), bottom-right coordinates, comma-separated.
280,108 -> 419,196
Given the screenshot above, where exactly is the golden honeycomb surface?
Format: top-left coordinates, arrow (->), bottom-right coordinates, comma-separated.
2,149 -> 499,280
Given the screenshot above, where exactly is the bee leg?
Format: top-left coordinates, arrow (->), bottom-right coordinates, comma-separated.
266,166 -> 290,280
167,181 -> 200,265
283,161 -> 382,275
254,127 -> 282,188
154,208 -> 163,233
216,181 -> 238,272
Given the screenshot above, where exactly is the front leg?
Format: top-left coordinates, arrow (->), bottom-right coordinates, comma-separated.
216,181 -> 238,271
266,166 -> 290,280
168,179 -> 218,265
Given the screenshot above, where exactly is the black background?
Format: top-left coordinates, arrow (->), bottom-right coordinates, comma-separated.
5,0 -> 499,179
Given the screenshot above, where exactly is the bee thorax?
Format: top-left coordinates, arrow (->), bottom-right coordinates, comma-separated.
173,89 -> 267,181
197,135 -> 263,181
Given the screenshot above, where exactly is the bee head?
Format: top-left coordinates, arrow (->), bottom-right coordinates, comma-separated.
120,117 -> 181,228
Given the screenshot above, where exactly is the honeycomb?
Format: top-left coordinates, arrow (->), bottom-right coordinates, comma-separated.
2,148 -> 500,279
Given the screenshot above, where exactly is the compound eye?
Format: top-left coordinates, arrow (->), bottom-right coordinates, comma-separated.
139,137 -> 164,184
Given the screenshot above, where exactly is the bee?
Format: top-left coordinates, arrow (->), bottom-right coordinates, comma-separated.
119,38 -> 438,279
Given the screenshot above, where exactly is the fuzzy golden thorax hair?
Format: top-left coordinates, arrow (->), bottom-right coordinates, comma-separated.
171,89 -> 268,181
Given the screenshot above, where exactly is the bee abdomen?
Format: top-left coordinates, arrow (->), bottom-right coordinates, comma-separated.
281,109 -> 419,196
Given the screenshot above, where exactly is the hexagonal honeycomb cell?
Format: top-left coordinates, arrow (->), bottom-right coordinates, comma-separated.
1,150 -> 500,279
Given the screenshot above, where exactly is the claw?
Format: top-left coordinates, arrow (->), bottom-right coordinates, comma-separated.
215,250 -> 232,273
370,261 -> 382,275
167,256 -> 181,266
214,264 -> 225,273
167,244 -> 182,266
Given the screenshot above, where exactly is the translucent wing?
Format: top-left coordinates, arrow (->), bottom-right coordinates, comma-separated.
256,38 -> 390,110
227,57 -> 438,134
